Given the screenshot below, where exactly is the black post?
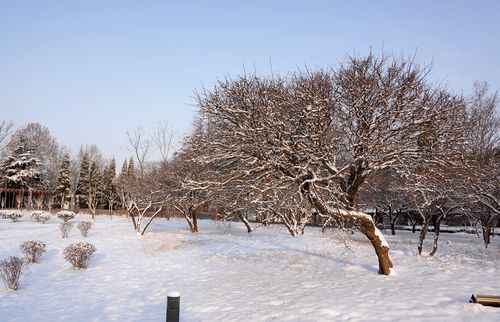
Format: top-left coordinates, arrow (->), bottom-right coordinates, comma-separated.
166,292 -> 180,322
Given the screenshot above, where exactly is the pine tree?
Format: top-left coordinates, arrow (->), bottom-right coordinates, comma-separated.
1,139 -> 43,189
103,158 -> 117,209
128,158 -> 135,179
119,159 -> 128,180
55,153 -> 71,208
76,152 -> 90,208
88,160 -> 103,210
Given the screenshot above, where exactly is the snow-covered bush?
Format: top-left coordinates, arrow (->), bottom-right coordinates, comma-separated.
20,240 -> 46,263
0,210 -> 9,219
63,242 -> 96,269
31,211 -> 50,224
59,222 -> 73,238
8,212 -> 22,222
0,256 -> 28,290
57,210 -> 75,222
77,221 -> 94,237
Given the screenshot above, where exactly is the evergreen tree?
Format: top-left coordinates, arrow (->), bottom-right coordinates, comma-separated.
128,158 -> 135,178
103,158 -> 117,209
1,139 -> 43,189
76,152 -> 90,208
88,160 -> 103,209
119,159 -> 128,180
55,153 -> 71,208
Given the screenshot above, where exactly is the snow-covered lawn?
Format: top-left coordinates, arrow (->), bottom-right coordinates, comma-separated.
1,212 -> 499,321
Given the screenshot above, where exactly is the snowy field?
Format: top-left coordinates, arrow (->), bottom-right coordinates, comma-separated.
1,212 -> 499,322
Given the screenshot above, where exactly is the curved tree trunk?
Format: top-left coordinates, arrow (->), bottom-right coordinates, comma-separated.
309,195 -> 393,275
358,217 -> 393,275
238,213 -> 252,234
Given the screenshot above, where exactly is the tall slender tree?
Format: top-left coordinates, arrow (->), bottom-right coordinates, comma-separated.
103,158 -> 117,210
55,153 -> 71,209
76,152 -> 90,208
128,158 -> 135,179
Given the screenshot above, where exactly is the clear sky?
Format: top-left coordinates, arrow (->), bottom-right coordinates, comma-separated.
1,0 -> 499,164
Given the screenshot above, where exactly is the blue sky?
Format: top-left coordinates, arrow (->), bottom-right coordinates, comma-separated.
1,0 -> 499,163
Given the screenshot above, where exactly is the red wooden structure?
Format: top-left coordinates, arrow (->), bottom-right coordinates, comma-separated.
0,188 -> 55,209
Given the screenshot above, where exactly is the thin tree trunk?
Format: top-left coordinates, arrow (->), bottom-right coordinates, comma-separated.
429,217 -> 442,256
418,220 -> 430,255
191,211 -> 198,232
238,213 -> 252,234
483,225 -> 491,248
389,208 -> 396,236
140,206 -> 163,236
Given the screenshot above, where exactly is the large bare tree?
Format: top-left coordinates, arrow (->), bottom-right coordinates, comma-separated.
126,127 -> 151,178
461,82 -> 500,247
0,120 -> 15,152
187,53 -> 467,275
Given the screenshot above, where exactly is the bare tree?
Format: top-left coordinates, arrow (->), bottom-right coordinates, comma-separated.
116,164 -> 169,235
187,53 -> 467,275
361,169 -> 411,236
152,121 -> 175,165
126,126 -> 151,178
170,147 -> 210,233
0,120 -> 15,152
460,82 -> 499,248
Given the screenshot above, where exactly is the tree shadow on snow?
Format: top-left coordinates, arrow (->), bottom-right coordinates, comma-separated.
260,240 -> 378,273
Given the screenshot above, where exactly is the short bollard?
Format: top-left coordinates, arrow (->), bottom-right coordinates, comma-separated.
166,292 -> 180,322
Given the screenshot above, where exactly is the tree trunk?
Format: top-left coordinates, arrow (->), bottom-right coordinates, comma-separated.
482,225 -> 491,248
389,208 -> 395,236
418,220 -> 429,255
309,195 -> 393,275
184,207 -> 199,233
429,217 -> 442,256
140,206 -> 163,236
238,213 -> 252,234
358,217 -> 393,275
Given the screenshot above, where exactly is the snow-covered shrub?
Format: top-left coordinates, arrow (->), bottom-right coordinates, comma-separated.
63,242 -> 96,269
0,256 -> 28,290
0,210 -> 9,219
77,221 -> 94,237
8,212 -> 22,222
31,211 -> 50,224
20,240 -> 46,263
57,210 -> 75,222
59,222 -> 74,238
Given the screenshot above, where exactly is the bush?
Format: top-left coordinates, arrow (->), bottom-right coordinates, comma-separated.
10,212 -> 22,222
63,242 -> 96,269
59,222 -> 74,238
77,221 -> 94,237
31,211 -> 50,224
0,256 -> 28,290
20,240 -> 46,263
0,210 -> 9,219
57,211 -> 75,222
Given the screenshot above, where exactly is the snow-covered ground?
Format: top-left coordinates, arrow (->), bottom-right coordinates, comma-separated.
1,212 -> 499,321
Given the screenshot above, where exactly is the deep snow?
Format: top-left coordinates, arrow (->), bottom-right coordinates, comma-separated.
0,212 -> 499,321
